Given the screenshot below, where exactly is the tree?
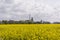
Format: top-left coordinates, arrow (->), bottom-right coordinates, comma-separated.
2,20 -> 8,24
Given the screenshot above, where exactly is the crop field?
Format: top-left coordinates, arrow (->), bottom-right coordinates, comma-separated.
0,24 -> 60,40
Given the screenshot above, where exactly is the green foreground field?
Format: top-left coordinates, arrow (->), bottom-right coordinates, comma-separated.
0,24 -> 60,40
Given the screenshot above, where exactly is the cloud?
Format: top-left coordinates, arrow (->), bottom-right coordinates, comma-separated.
0,0 -> 60,22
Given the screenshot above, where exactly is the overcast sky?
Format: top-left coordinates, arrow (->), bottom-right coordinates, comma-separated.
0,0 -> 60,22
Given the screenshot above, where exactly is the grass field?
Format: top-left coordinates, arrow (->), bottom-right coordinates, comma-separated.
0,24 -> 60,40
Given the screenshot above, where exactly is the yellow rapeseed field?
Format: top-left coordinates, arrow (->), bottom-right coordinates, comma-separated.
0,24 -> 60,40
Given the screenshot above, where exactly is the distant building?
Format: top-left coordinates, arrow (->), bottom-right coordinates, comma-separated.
25,17 -> 34,24
30,17 -> 34,22
53,22 -> 60,24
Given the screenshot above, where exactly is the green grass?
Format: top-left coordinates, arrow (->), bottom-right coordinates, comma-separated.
0,24 -> 60,40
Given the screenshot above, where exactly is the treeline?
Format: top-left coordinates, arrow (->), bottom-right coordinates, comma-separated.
0,20 -> 60,24
0,20 -> 51,24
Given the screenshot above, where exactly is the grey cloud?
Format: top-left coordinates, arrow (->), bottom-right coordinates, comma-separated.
0,0 -> 60,22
